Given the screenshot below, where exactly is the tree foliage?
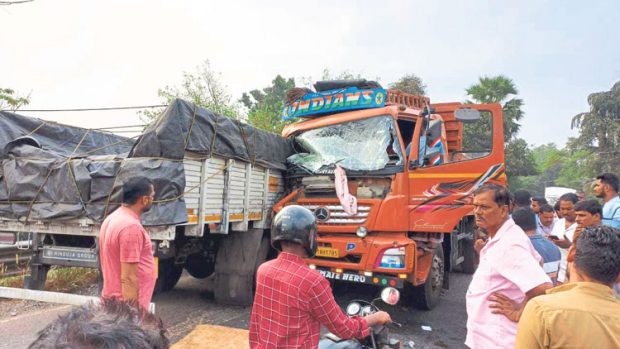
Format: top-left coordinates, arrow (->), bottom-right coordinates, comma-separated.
509,143 -> 596,195
0,88 -> 30,111
389,74 -> 426,95
465,75 -> 536,178
504,138 -> 538,177
570,81 -> 620,173
241,75 -> 296,134
139,60 -> 240,123
466,75 -> 524,142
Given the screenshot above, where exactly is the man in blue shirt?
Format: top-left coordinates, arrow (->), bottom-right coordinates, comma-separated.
512,207 -> 562,284
594,173 -> 620,229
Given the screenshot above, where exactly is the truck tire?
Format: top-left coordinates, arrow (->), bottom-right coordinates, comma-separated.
154,258 -> 183,294
409,247 -> 444,310
184,253 -> 216,279
460,238 -> 476,274
254,237 -> 270,272
24,263 -> 50,290
212,229 -> 267,305
460,219 -> 477,274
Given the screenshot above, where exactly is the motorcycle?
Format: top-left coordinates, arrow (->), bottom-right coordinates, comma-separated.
318,287 -> 404,349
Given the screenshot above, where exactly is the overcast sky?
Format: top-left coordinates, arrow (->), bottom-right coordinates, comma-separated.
2,0 -> 618,147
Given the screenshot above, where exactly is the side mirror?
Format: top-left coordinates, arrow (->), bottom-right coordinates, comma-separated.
455,108 -> 481,123
380,287 -> 400,305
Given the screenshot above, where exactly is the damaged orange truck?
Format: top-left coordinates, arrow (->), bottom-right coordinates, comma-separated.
274,80 -> 506,309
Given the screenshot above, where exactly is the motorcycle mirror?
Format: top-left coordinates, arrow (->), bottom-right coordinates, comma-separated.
346,302 -> 361,316
380,287 -> 400,305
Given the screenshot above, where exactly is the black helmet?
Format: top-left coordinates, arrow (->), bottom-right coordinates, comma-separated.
271,205 -> 318,257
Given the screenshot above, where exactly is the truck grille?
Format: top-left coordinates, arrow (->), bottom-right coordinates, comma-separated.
301,205 -> 370,225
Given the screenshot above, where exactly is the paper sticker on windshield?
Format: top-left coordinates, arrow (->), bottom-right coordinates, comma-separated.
281,87 -> 386,120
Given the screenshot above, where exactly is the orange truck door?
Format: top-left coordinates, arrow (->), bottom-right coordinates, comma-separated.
408,103 -> 505,233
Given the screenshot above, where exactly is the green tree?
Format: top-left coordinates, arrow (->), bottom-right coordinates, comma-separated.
465,75 -> 536,178
140,60 -> 240,123
389,74 -> 426,95
241,75 -> 296,134
570,81 -> 620,174
509,143 -> 596,194
0,88 -> 30,111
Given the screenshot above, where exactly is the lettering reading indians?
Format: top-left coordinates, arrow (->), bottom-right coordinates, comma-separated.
282,87 -> 386,119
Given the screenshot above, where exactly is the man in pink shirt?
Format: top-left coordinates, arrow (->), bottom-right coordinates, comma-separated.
99,177 -> 157,310
465,184 -> 552,348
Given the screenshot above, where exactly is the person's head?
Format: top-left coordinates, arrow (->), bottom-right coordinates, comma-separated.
574,199 -> 602,229
531,196 -> 547,214
511,207 -> 537,235
271,205 -> 317,258
558,193 -> 578,223
512,189 -> 532,208
594,173 -> 619,200
473,184 -> 511,236
568,225 -> 620,286
553,201 -> 562,218
576,190 -> 586,202
123,177 -> 155,214
538,204 -> 555,228
29,298 -> 168,349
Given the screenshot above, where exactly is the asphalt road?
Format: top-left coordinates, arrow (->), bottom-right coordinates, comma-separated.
0,272 -> 472,349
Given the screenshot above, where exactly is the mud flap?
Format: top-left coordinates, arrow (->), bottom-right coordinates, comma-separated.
211,229 -> 265,306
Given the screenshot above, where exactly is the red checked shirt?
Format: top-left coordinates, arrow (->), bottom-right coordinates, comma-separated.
249,252 -> 370,349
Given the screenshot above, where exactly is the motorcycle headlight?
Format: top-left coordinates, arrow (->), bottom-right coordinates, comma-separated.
346,302 -> 361,316
377,247 -> 406,269
361,305 -> 373,316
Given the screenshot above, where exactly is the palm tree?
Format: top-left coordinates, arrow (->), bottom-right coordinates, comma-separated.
465,76 -> 536,178
466,75 -> 524,142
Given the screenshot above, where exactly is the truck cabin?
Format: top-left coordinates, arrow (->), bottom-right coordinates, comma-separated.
282,85 -> 475,179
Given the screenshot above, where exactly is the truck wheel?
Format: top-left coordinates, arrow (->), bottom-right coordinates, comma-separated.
213,230 -> 269,305
409,247 -> 444,310
24,264 -> 50,290
460,238 -> 476,274
254,237 -> 270,271
184,253 -> 215,279
460,219 -> 477,274
154,258 -> 183,294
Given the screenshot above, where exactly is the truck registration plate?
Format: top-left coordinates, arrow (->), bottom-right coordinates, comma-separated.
316,247 -> 339,258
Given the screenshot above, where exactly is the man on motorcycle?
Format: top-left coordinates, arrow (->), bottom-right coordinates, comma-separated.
249,205 -> 392,349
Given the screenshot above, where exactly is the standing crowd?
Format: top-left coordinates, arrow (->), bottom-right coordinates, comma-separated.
466,172 -> 620,349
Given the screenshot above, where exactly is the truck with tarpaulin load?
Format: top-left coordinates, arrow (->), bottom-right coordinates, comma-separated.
0,99 -> 293,305
274,80 -> 506,309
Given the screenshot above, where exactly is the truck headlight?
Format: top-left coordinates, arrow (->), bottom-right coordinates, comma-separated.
356,226 -> 368,238
377,247 -> 406,269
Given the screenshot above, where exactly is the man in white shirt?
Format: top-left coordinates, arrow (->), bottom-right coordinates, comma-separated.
549,193 -> 578,283
536,203 -> 556,236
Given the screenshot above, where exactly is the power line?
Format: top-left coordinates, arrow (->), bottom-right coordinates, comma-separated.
10,105 -> 167,112
0,0 -> 34,5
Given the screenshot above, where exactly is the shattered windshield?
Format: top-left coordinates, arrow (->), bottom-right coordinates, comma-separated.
287,115 -> 403,172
